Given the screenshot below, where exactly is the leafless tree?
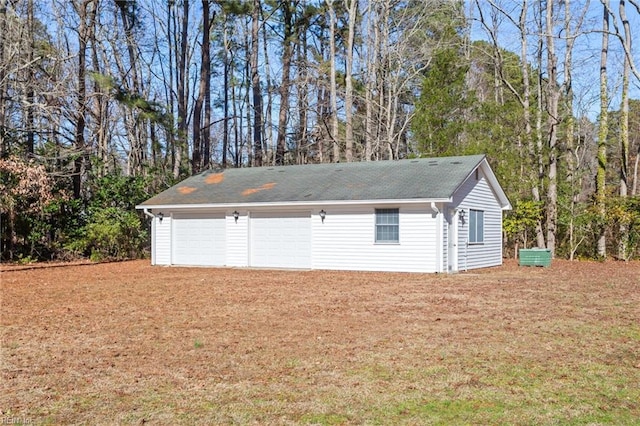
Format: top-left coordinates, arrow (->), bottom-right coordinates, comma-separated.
251,0 -> 264,166
192,0 -> 213,174
596,0 -> 609,258
71,0 -> 97,198
343,0 -> 357,162
274,1 -> 295,165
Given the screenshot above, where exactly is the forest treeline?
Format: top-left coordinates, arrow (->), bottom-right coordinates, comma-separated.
1,0 -> 639,262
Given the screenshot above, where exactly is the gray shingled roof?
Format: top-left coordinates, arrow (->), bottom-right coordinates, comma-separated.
139,154 -> 487,207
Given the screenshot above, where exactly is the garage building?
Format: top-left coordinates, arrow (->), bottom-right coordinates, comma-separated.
137,154 -> 511,273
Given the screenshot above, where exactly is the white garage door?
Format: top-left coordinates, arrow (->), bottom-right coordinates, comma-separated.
251,212 -> 311,268
172,213 -> 226,266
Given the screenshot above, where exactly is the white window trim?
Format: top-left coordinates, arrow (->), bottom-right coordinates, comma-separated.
468,209 -> 484,244
375,208 -> 400,244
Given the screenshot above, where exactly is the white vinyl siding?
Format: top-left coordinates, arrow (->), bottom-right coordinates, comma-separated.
442,214 -> 449,273
312,204 -> 438,273
154,215 -> 171,265
226,211 -> 249,267
452,168 -> 503,270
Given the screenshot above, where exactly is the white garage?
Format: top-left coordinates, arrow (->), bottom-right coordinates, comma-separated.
250,212 -> 311,268
172,213 -> 226,266
139,155 -> 512,273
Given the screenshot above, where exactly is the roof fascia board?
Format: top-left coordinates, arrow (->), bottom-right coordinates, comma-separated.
136,198 -> 453,211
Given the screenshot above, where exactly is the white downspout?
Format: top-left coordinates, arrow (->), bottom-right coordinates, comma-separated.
142,208 -> 156,265
431,202 -> 442,273
142,208 -> 155,219
430,202 -> 440,215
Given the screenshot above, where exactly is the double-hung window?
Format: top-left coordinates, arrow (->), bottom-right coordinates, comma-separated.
375,208 -> 399,243
468,209 -> 484,244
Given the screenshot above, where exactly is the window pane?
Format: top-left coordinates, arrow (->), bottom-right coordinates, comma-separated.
376,209 -> 398,225
376,225 -> 399,241
375,209 -> 399,242
469,209 -> 484,243
469,210 -> 476,242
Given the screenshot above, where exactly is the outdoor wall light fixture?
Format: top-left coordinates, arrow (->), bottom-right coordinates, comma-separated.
233,210 -> 240,223
157,212 -> 164,223
458,209 -> 465,224
319,209 -> 326,223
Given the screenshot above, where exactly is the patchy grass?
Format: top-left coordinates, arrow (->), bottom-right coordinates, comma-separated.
1,259 -> 639,424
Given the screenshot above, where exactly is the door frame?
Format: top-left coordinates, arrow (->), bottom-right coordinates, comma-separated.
171,212 -> 226,266
249,211 -> 312,268
448,209 -> 459,273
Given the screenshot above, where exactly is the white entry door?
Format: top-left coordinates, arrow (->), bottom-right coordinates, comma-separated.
172,213 -> 226,266
250,212 -> 311,268
448,210 -> 459,273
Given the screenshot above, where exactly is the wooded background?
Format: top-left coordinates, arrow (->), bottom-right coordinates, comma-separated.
1,0 -> 639,262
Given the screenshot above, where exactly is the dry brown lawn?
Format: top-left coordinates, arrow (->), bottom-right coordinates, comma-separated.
1,260 -> 639,425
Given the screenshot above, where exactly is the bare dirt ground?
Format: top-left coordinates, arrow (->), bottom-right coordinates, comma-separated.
1,260 -> 639,425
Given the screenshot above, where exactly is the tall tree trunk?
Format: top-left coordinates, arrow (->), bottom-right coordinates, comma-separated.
166,0 -> 177,175
596,0 -> 609,258
251,0 -> 263,166
116,0 -> 146,175
327,0 -> 339,162
91,24 -> 108,175
192,0 -> 211,174
343,0 -> 357,162
175,0 -> 189,178
296,25 -> 309,164
203,13 -> 212,171
517,0 -> 531,166
244,29 -> 252,166
231,55 -> 240,167
618,0 -> 630,199
261,4 -> 274,164
107,23 -> 137,176
317,80 -> 328,163
26,0 -> 34,155
275,1 -> 294,166
376,0 -> 391,160
632,145 -> 639,196
534,1 -> 546,249
72,0 -> 96,199
364,1 -> 379,161
618,0 -> 631,259
545,0 -> 559,256
563,0 -> 582,261
0,0 -> 8,158
222,12 -> 230,167
0,0 -> 7,158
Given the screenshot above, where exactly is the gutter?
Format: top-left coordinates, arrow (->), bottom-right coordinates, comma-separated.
136,198 -> 453,211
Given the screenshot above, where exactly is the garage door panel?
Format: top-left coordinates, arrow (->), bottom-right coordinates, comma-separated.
172,213 -> 226,266
251,212 -> 311,268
